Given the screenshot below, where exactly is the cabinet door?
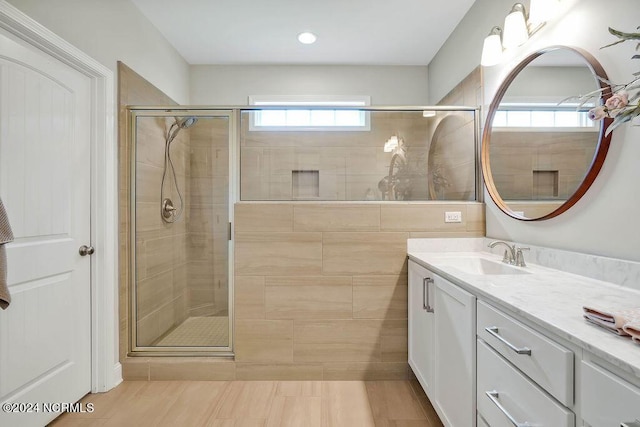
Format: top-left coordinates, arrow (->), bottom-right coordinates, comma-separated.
434,274 -> 476,427
581,361 -> 640,427
408,260 -> 435,398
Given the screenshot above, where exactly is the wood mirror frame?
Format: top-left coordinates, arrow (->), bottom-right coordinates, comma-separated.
481,46 -> 613,221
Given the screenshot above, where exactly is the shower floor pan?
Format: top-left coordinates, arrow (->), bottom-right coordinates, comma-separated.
153,316 -> 229,347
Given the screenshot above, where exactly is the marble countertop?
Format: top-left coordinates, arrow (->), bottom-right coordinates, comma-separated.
408,249 -> 640,378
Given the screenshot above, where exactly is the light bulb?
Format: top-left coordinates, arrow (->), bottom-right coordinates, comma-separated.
481,33 -> 503,66
503,5 -> 529,49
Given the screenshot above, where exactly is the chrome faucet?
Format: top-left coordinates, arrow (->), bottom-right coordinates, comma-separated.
488,241 -> 530,267
514,247 -> 530,267
488,241 -> 516,265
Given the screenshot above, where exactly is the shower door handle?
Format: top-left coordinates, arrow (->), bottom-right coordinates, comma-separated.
79,245 -> 95,256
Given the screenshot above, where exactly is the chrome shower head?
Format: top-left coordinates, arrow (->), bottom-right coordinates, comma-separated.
174,116 -> 198,129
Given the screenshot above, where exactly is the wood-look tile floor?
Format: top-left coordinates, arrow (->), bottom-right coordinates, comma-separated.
49,381 -> 444,427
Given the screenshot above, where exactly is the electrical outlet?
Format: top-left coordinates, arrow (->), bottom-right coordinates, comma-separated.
445,211 -> 462,223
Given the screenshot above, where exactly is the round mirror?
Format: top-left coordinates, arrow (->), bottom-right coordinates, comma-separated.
482,46 -> 612,220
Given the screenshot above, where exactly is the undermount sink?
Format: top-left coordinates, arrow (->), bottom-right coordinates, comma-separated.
440,257 -> 531,276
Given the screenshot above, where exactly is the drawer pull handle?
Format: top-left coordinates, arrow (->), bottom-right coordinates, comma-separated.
485,326 -> 532,355
423,277 -> 434,313
485,390 -> 531,427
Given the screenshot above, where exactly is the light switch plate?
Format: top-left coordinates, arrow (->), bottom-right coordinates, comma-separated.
445,211 -> 462,223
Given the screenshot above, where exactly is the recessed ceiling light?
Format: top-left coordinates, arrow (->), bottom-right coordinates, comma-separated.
298,32 -> 317,44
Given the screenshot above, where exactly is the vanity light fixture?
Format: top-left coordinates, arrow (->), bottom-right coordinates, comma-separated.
481,1 -> 557,66
502,3 -> 529,49
422,110 -> 436,118
481,26 -> 503,66
297,32 -> 317,44
529,0 -> 558,29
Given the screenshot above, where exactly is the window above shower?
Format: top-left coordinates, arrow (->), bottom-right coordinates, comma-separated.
240,107 -> 479,202
493,103 -> 597,130
248,95 -> 370,131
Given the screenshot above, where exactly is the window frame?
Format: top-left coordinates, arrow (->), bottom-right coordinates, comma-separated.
247,95 -> 371,131
492,102 -> 598,132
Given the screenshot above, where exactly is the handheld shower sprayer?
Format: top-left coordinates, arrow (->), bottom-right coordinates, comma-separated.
161,116 -> 198,223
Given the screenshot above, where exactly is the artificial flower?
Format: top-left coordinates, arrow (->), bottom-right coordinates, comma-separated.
605,91 -> 629,110
564,27 -> 640,135
588,106 -> 608,121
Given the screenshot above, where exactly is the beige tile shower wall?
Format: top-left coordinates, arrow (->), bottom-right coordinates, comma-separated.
135,116 -> 190,346
187,118 -> 230,317
489,131 -> 598,200
437,67 -> 483,107
240,112 -> 431,201
233,202 -> 485,379
118,62 -> 181,358
428,66 -> 482,201
426,112 -> 476,201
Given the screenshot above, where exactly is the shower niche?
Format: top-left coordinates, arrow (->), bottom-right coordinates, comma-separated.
129,110 -> 233,354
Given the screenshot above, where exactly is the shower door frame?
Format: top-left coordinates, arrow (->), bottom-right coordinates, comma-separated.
128,108 -> 236,356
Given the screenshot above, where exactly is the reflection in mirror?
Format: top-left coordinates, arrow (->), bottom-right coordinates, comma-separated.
483,47 -> 612,220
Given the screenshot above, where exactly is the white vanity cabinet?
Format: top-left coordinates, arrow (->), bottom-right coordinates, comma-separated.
408,260 -> 435,397
408,259 -> 476,427
408,247 -> 640,427
476,301 -> 575,427
581,360 -> 640,427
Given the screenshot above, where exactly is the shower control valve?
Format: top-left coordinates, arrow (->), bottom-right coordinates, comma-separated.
162,198 -> 177,220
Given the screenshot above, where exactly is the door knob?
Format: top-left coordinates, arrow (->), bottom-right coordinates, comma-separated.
79,245 -> 95,256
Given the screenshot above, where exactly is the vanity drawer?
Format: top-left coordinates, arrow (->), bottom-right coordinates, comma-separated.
477,339 -> 574,427
581,361 -> 640,427
477,300 -> 574,406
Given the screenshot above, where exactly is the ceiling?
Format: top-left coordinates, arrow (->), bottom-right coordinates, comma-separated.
130,0 -> 476,65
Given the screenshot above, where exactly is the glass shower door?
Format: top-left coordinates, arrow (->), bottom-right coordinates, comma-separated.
130,110 -> 232,354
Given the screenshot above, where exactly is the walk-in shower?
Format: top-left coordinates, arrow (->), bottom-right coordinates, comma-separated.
129,109 -> 233,354
127,105 -> 479,356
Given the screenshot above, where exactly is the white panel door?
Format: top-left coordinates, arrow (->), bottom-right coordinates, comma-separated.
0,26 -> 92,427
408,260 -> 435,399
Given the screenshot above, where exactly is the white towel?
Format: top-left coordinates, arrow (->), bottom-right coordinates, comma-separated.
0,197 -> 14,310
623,322 -> 640,345
582,306 -> 640,336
